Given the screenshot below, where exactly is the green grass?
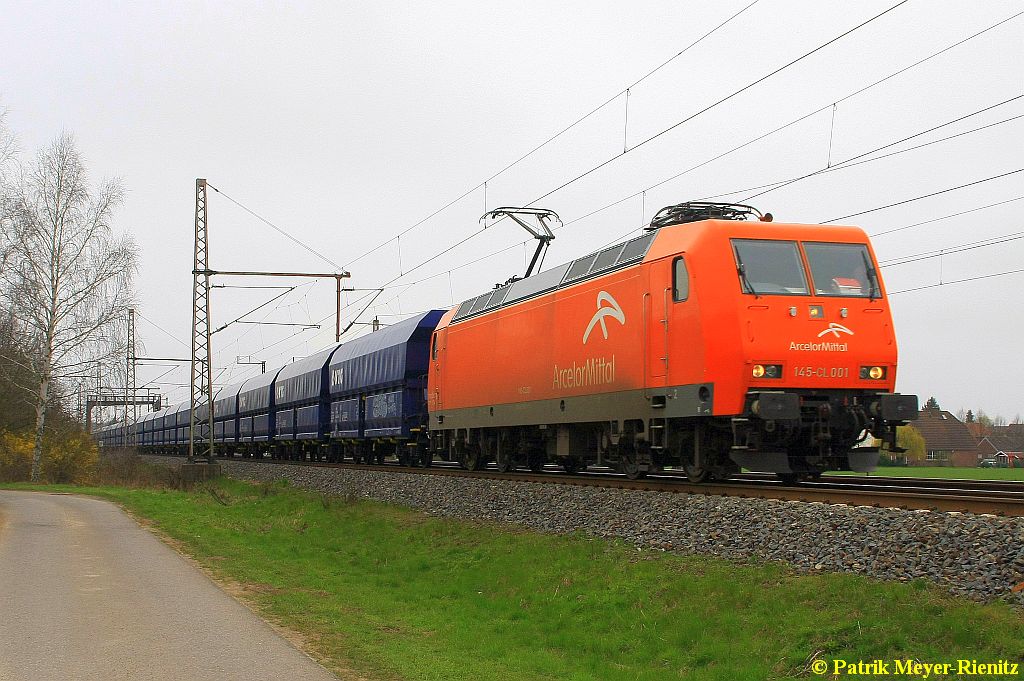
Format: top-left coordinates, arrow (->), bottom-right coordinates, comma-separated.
5,479 -> 1023,680
828,466 -> 1024,480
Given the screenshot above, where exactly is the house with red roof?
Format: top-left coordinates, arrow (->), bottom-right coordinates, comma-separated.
909,408 -> 979,467
976,427 -> 1024,468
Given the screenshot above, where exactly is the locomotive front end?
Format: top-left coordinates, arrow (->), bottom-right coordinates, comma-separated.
726,230 -> 918,478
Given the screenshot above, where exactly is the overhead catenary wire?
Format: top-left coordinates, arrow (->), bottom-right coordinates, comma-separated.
365,9 -> 1020,310
136,311 -> 189,350
225,5 -> 1019,342
209,7 -> 1024,358
517,0 -> 911,211
211,287 -> 297,334
356,0 -> 912,305
137,365 -> 180,391
889,269 -> 1024,295
215,280 -> 318,354
237,288 -> 382,371
740,96 -> 1024,203
522,13 -> 1024,241
608,106 -> 1024,241
527,12 -> 1024,243
339,0 -> 763,271
870,196 -> 1024,237
821,168 -> 1024,223
686,108 -> 1024,206
880,231 -> 1024,267
372,179 -> 1024,314
206,183 -> 346,272
369,178 -> 1022,315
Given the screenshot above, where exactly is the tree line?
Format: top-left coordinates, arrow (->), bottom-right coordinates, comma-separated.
0,108 -> 138,481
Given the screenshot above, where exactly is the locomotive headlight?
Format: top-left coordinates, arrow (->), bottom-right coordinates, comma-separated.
753,364 -> 782,378
860,366 -> 886,380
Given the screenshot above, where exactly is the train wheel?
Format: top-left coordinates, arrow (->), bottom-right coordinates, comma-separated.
420,449 -> 433,468
562,457 -> 583,474
465,446 -> 485,471
527,452 -> 545,473
683,465 -> 710,484
496,450 -> 513,473
621,452 -> 647,480
397,450 -> 411,467
777,473 -> 800,485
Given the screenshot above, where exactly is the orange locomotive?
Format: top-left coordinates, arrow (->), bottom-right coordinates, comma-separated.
427,202 -> 918,482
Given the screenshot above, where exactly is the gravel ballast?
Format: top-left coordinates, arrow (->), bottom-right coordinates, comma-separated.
147,456 -> 1024,605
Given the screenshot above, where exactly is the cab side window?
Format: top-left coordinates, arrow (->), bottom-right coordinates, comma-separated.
431,333 -> 438,360
673,257 -> 689,302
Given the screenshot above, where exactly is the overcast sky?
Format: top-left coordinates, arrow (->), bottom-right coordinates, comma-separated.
2,0 -> 1022,420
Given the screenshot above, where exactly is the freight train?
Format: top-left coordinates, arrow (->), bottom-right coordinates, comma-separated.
96,202 -> 918,482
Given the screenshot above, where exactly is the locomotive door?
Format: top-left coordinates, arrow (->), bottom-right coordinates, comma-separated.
646,258 -> 671,383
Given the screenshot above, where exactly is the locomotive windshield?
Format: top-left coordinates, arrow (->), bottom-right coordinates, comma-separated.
803,242 -> 879,298
732,239 -> 809,295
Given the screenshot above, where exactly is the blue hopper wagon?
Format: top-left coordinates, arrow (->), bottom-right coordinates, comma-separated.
97,309 -> 446,467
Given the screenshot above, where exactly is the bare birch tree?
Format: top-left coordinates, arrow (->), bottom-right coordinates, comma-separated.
0,133 -> 137,481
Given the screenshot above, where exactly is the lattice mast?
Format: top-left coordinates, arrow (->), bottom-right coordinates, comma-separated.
189,178 -> 215,463
125,307 -> 137,446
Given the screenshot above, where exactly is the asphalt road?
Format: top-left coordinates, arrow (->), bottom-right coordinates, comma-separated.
0,491 -> 340,681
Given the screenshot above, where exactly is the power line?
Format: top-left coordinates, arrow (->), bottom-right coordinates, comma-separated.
136,311 -> 188,350
359,0 -> 911,302
369,121 -> 1024,308
880,231 -> 1024,267
497,11 -> 1024,240
242,288 -> 380,365
137,365 -> 180,390
211,8 -> 1024,345
831,10 -> 1023,107
370,9 -> 1022,298
520,0 -> 912,212
206,183 -> 345,272
870,196 -> 1024,237
889,268 -> 1024,295
741,97 -> 1024,203
358,7 -> 1024,326
214,280 -> 318,355
485,0 -> 764,178
211,287 -> 296,334
822,169 -> 1024,223
367,126 -> 1021,312
339,1 -> 761,271
694,112 -> 1024,206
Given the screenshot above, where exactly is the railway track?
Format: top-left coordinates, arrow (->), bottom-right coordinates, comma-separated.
191,455 -> 1024,517
742,472 -> 1024,493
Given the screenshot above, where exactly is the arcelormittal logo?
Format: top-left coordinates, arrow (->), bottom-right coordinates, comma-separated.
817,323 -> 854,338
583,291 -> 625,344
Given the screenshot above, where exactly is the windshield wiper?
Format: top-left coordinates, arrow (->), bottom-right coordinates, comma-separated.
861,250 -> 879,301
734,252 -> 759,297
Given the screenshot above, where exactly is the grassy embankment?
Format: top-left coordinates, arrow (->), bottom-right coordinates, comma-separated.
829,466 -> 1024,480
4,478 -> 1023,681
